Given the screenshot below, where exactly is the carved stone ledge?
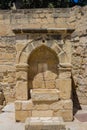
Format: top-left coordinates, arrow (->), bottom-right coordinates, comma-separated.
13,28 -> 75,35
16,63 -> 29,71
59,63 -> 72,68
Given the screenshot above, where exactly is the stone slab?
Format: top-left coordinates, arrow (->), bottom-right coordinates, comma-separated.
30,89 -> 60,102
25,117 -> 66,130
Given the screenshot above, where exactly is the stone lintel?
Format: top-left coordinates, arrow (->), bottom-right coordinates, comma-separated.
16,63 -> 29,71
13,28 -> 74,35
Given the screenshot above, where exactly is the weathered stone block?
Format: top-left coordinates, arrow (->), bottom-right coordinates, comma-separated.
16,71 -> 27,81
16,63 -> 29,72
50,100 -> 72,110
43,71 -> 57,80
60,110 -> 73,121
35,103 -> 49,110
32,110 -> 53,117
56,79 -> 71,99
58,68 -> 71,78
16,81 -> 28,100
30,89 -> 60,102
22,99 -> 35,110
25,117 -> 66,130
45,80 -> 56,89
33,79 -> 56,89
32,80 -> 45,89
15,100 -> 22,110
53,109 -> 73,121
15,110 -> 31,122
20,52 -> 29,63
63,100 -> 73,109
16,43 -> 26,52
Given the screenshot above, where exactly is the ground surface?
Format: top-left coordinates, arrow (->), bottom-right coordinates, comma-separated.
0,103 -> 87,130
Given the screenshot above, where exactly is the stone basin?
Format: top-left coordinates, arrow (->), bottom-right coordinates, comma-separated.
30,89 -> 60,102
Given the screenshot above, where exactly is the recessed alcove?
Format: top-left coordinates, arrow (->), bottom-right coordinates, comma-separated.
28,45 -> 59,99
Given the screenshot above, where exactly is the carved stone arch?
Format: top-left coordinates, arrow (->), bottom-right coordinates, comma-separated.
19,40 -> 62,64
28,44 -> 59,63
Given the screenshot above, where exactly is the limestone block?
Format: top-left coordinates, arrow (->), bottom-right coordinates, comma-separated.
50,101 -> 63,110
16,34 -> 27,41
45,80 -> 56,89
59,70 -> 71,78
35,103 -> 49,110
22,100 -> 35,110
25,117 -> 66,130
16,81 -> 28,100
4,53 -> 14,60
60,110 -> 73,121
32,110 -> 53,117
34,71 -> 57,81
53,109 -> 73,121
50,100 -> 72,110
43,71 -> 57,80
63,40 -> 71,63
15,110 -> 31,122
33,79 -> 56,89
56,79 -> 71,99
16,42 -> 26,52
58,52 -> 67,63
33,73 -> 43,80
33,80 -> 45,89
16,52 -> 20,64
8,76 -> 15,83
15,101 -> 22,110
53,110 -> 61,117
16,71 -> 27,81
20,52 -> 29,63
30,89 -> 60,102
16,63 -> 29,72
63,100 -> 73,109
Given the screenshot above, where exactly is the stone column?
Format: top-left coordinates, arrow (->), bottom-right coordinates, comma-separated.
56,63 -> 73,121
15,63 -> 29,100
57,63 -> 72,99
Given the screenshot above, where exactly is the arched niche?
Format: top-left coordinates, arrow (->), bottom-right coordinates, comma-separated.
28,45 -> 59,99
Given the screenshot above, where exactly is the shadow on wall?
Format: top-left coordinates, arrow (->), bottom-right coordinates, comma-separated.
72,76 -> 81,115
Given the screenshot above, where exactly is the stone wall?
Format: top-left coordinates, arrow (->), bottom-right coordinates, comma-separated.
0,6 -> 87,106
0,36 -> 16,103
70,6 -> 87,106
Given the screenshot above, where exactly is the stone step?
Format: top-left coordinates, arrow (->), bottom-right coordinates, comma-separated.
25,117 -> 66,130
